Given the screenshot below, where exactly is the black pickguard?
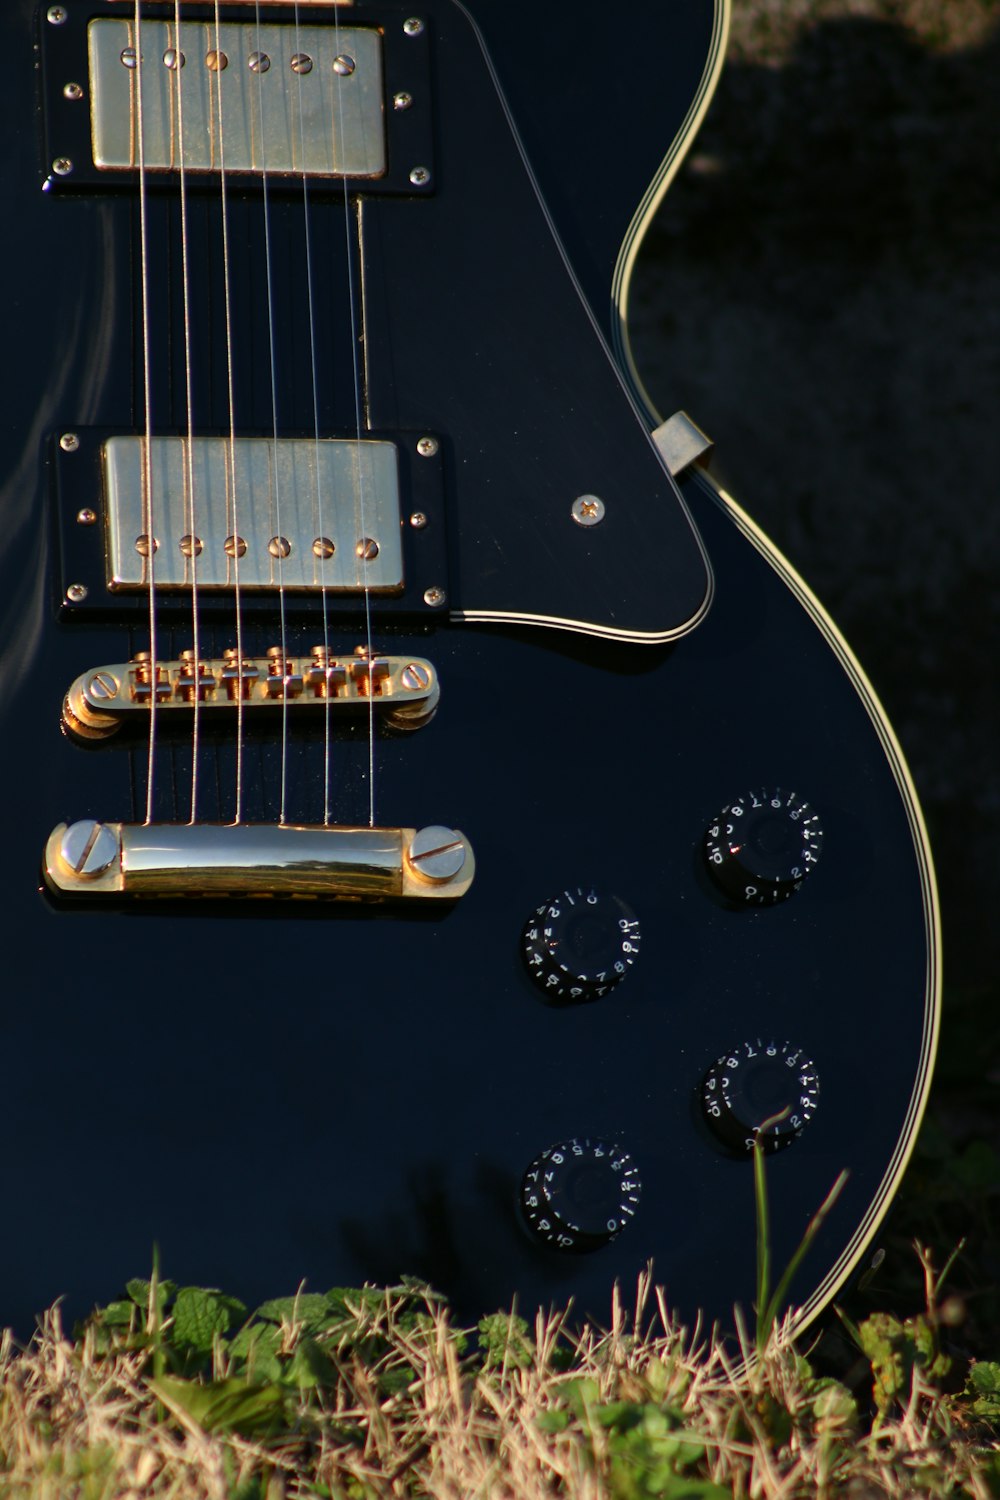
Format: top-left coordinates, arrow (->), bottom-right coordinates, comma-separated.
0,0 -> 937,1337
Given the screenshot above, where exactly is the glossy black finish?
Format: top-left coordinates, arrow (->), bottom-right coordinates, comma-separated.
522,889 -> 641,1003
521,1139 -> 642,1254
702,1040 -> 821,1156
0,0 -> 934,1336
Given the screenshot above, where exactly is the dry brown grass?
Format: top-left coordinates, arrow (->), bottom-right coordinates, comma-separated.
0,1272 -> 997,1500
729,0 -> 996,61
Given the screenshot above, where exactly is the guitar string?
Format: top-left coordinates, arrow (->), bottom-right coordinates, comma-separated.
170,2 -> 202,824
291,2 -> 336,827
210,3 -> 246,824
134,5 -> 159,827
332,4 -> 378,829
253,0 -> 291,826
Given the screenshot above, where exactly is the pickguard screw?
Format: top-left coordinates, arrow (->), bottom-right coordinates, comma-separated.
401,662 -> 431,692
408,825 -> 465,882
409,511 -> 427,528
393,91 -> 413,111
409,165 -> 431,187
356,537 -> 380,561
248,51 -> 271,73
332,54 -> 355,76
403,18 -> 425,36
313,536 -> 336,559
52,158 -> 74,177
268,535 -> 291,558
423,585 -> 446,607
76,507 -> 96,525
59,819 -> 120,879
63,82 -> 84,101
46,6 -> 67,24
292,53 -> 314,75
66,582 -> 88,603
87,672 -> 119,700
571,493 -> 606,527
416,435 -> 438,457
60,432 -> 80,452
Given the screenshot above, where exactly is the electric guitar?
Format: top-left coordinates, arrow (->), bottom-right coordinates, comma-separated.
0,0 -> 938,1339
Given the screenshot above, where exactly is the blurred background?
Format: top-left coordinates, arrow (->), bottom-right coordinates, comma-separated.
631,0 -> 999,1345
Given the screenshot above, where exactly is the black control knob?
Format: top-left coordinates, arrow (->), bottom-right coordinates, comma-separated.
704,789 -> 823,905
521,1137 -> 641,1252
701,1039 -> 820,1154
522,888 -> 641,1001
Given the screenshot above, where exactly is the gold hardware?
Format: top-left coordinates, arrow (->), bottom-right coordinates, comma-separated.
62,653 -> 439,739
44,822 -> 474,902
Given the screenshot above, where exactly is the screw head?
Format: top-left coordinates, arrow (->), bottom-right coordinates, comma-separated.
355,537 -> 380,561
65,582 -> 88,603
178,534 -> 203,557
571,494 -> 606,527
403,17 -> 425,36
332,54 -> 355,76
224,534 -> 247,558
248,51 -> 271,73
407,825 -> 466,882
76,507 -> 97,526
60,432 -> 80,453
52,158 -> 74,177
423,585 -> 446,608
416,435 -> 438,457
401,662 -> 432,692
312,536 -> 336,559
409,165 -> 431,187
135,534 -> 158,557
87,672 -> 120,701
163,47 -> 185,70
409,511 -> 428,529
268,535 -> 291,558
206,49 -> 228,72
63,81 -> 84,101
120,47 -> 139,69
292,52 -> 314,75
47,6 -> 68,24
59,820 -> 120,879
393,90 -> 414,111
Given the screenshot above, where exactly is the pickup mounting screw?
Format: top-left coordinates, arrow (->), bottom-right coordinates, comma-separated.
87,672 -> 120,701
416,435 -> 438,457
66,582 -> 88,603
52,158 -> 74,177
332,54 -> 355,76
423,585 -> 446,608
407,826 -> 465,882
47,6 -> 68,24
393,91 -> 413,111
60,432 -> 80,453
409,166 -> 431,187
403,18 -> 425,36
76,508 -> 96,525
571,494 -> 606,527
59,820 -> 120,879
401,662 -> 431,692
63,82 -> 84,101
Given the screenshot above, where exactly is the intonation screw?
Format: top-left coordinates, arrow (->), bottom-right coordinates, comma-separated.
409,166 -> 431,187
248,52 -> 270,73
47,6 -> 68,25
66,582 -> 88,603
291,53 -> 314,75
356,538 -> 379,561
403,18 -> 425,36
332,54 -> 355,76
416,435 -> 438,457
313,536 -> 336,559
407,825 -> 466,882
423,585 -> 446,607
60,432 -> 80,452
52,158 -> 74,177
409,511 -> 428,529
76,507 -> 96,525
87,672 -> 119,701
571,494 -> 606,527
268,535 -> 291,558
401,662 -> 431,692
393,91 -> 413,111
59,820 -> 120,879
63,82 -> 84,101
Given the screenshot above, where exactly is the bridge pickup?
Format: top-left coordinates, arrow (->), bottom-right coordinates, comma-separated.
44,822 -> 474,902
62,652 -> 438,739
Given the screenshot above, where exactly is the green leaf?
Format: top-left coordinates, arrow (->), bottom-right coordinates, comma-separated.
172,1287 -> 246,1353
536,1409 -> 571,1434
256,1293 -> 335,1329
287,1337 -> 338,1391
149,1374 -> 289,1437
477,1311 -> 533,1370
228,1324 -> 284,1383
126,1277 -> 176,1311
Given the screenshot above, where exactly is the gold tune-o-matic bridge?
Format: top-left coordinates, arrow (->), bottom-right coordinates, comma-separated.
62,649 -> 439,740
44,822 -> 475,903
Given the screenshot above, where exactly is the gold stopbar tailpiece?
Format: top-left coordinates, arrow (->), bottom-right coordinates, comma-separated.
63,652 -> 438,740
44,823 -> 475,903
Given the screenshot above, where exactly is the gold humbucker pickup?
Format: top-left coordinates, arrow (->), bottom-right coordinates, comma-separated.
103,436 -> 403,592
44,822 -> 475,902
63,651 -> 438,740
88,19 -> 386,177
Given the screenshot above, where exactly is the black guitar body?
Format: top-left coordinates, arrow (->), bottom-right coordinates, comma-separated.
0,0 -> 938,1337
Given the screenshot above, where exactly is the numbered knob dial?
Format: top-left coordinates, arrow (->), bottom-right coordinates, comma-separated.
704,789 -> 823,905
701,1039 -> 820,1154
521,1138 -> 641,1252
522,889 -> 641,1001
